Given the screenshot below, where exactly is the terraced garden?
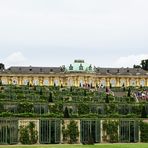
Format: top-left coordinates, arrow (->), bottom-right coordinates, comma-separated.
0,84 -> 148,145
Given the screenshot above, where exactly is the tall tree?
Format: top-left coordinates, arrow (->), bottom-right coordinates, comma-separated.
141,59 -> 148,70
127,87 -> 131,97
0,63 -> 5,70
48,92 -> 53,102
105,94 -> 109,103
64,107 -> 70,118
141,105 -> 147,118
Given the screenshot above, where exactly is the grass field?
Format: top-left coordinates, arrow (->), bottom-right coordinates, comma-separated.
0,144 -> 148,148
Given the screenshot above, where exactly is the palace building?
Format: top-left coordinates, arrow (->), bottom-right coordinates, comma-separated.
0,59 -> 148,87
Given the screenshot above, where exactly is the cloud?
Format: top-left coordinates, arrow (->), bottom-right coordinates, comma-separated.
4,51 -> 27,67
113,54 -> 148,68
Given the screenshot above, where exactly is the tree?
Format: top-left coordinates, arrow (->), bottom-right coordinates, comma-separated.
70,86 -> 73,92
48,92 -> 53,102
20,122 -> 38,144
141,106 -> 147,118
141,59 -> 148,70
127,87 -> 131,97
78,104 -> 89,115
0,63 -> 5,70
64,107 -> 70,118
84,89 -> 87,96
39,88 -> 43,95
109,83 -> 112,89
105,94 -> 109,103
122,83 -> 125,91
67,120 -> 79,143
133,64 -> 141,68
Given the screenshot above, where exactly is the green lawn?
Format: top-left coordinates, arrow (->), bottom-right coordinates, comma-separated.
0,144 -> 148,148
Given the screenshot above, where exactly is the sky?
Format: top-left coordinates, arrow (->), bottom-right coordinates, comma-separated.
0,0 -> 148,68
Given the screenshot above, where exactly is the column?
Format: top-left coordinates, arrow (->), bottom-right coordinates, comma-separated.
146,78 -> 148,87
126,78 -> 129,87
106,78 -> 110,87
136,78 -> 140,87
116,78 -> 120,87
8,76 -> 12,85
39,77 -> 43,86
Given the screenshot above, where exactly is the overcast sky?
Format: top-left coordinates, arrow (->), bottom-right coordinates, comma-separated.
0,0 -> 147,68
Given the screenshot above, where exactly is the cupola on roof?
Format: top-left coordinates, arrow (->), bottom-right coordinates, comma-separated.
65,59 -> 95,72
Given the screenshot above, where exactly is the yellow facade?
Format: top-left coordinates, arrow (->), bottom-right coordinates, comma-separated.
0,60 -> 148,87
0,73 -> 148,87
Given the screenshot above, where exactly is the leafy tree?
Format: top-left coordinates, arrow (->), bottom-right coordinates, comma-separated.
20,126 -> 30,144
17,102 -> 33,113
127,87 -> 131,97
133,64 -> 141,68
84,89 -> 87,96
0,63 -> 5,70
122,83 -> 126,91
78,104 -> 89,115
20,122 -> 38,144
54,82 -> 56,87
39,88 -> 43,95
140,121 -> 148,142
141,105 -> 147,118
48,92 -> 53,102
28,122 -> 38,144
141,59 -> 148,70
67,120 -> 79,143
105,94 -> 109,103
70,86 -> 73,92
64,106 -> 70,118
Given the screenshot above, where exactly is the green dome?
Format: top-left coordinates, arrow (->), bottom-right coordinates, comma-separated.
65,60 -> 94,72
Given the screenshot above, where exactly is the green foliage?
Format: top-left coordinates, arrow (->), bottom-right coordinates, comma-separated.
67,120 -> 79,143
0,103 -> 4,113
140,121 -> 148,142
62,120 -> 79,143
105,94 -> 109,103
20,126 -> 30,144
84,89 -> 87,96
0,63 -> 5,70
48,92 -> 53,102
78,103 -> 89,115
141,59 -> 148,70
20,122 -> 38,144
17,102 -> 33,113
64,107 -> 70,118
70,86 -> 73,92
127,87 -> 131,97
103,120 -> 119,143
141,105 -> 147,118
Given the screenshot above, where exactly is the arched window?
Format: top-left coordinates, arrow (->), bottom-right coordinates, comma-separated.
43,79 -> 49,86
140,79 -> 145,86
110,79 -> 116,87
